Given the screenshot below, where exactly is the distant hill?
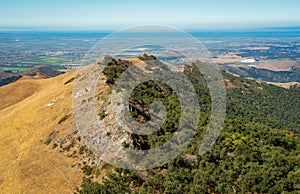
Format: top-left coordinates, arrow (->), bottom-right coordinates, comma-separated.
222,64 -> 300,82
0,66 -> 63,87
0,70 -> 22,87
23,66 -> 63,77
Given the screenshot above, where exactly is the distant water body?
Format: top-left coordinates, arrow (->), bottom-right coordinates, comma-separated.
0,28 -> 300,39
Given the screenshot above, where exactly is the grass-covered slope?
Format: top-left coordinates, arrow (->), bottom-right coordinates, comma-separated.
0,71 -> 82,194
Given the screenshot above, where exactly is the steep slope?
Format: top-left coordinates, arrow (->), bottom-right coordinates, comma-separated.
0,71 -> 82,193
75,56 -> 300,193
0,55 -> 299,193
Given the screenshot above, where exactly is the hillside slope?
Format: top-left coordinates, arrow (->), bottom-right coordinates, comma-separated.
0,56 -> 299,193
0,71 -> 81,193
75,56 -> 300,193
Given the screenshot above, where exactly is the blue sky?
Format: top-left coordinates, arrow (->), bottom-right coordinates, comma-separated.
1,0 -> 300,30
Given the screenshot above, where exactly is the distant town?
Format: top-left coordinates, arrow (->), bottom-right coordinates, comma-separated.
0,31 -> 299,83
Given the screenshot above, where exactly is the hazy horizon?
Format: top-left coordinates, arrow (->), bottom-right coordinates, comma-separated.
1,25 -> 300,32
1,0 -> 300,31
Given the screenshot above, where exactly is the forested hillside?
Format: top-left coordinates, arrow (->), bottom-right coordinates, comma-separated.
74,57 -> 300,193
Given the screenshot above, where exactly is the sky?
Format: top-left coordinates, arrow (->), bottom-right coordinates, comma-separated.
1,0 -> 300,30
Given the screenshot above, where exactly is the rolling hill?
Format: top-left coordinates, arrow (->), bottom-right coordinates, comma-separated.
0,66 -> 62,87
0,55 -> 299,193
0,71 -> 81,193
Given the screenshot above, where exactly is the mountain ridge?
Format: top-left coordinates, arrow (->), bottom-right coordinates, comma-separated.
0,55 -> 299,193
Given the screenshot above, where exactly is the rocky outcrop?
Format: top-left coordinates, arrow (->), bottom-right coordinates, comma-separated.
128,99 -> 151,123
102,58 -> 133,85
138,54 -> 157,61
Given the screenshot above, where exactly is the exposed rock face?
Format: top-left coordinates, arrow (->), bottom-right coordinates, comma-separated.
183,63 -> 196,74
72,57 -> 134,168
131,133 -> 150,150
49,129 -> 98,167
97,55 -> 114,65
129,99 -> 151,123
69,55 -> 177,169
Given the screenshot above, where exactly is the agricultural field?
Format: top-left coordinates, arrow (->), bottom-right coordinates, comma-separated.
17,56 -> 70,66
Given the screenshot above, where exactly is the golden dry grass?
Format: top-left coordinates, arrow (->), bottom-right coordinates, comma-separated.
256,60 -> 297,71
213,54 -> 244,64
266,81 -> 300,89
0,71 -> 82,193
0,77 -> 41,110
127,58 -> 151,73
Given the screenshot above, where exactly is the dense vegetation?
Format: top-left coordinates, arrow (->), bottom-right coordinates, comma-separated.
0,75 -> 21,86
77,58 -> 300,193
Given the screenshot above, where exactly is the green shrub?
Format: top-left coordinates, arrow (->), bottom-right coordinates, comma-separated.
58,114 -> 70,124
98,110 -> 107,120
81,165 -> 93,176
122,141 -> 130,148
64,77 -> 75,85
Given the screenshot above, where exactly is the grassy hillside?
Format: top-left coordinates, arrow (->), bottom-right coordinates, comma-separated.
0,71 -> 82,193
